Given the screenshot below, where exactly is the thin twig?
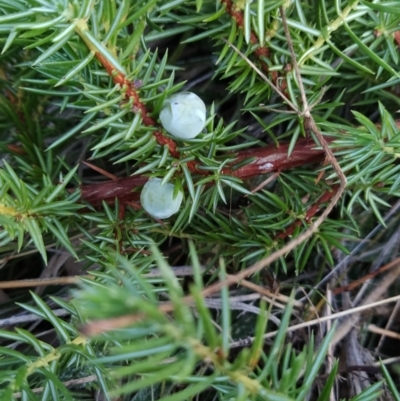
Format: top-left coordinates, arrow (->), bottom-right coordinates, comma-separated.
0,309 -> 70,328
353,225 -> 400,305
227,275 -> 303,309
223,39 -> 296,110
0,266 -> 207,289
368,324 -> 400,341
229,293 -> 400,348
248,172 -> 280,195
332,256 -> 400,295
376,299 -> 400,352
331,262 -> 400,346
204,298 -> 281,327
13,375 -> 98,398
302,199 -> 400,300
372,356 -> 400,367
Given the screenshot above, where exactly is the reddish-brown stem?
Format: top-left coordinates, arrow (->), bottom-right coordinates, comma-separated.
221,0 -> 285,92
223,137 -> 333,177
332,256 -> 400,295
93,11 -> 291,170
153,131 -> 178,157
276,184 -> 340,240
7,144 -> 26,155
79,138 -> 330,206
80,176 -> 147,208
84,26 -> 331,211
221,0 -> 271,73
94,53 -> 179,158
395,31 -> 400,47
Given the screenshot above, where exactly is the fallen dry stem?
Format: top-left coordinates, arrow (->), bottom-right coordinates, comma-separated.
304,199 -> 400,300
230,293 -> 400,348
227,274 -> 303,309
368,324 -> 400,341
333,256 -> 400,294
0,266 -> 206,289
331,261 -> 400,346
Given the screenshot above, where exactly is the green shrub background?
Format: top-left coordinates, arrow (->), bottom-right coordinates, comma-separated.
0,0 -> 400,400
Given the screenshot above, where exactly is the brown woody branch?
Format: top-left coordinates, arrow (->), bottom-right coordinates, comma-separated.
223,138 -> 332,178
78,12 -> 333,235
80,175 -> 147,208
221,0 -> 271,70
94,53 -> 179,158
276,184 -> 340,240
221,0 -> 282,86
79,137 -> 332,206
90,8 -> 292,176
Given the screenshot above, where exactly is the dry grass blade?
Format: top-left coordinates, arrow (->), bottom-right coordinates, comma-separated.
229,293 -> 400,348
304,199 -> 400,300
331,261 -> 400,346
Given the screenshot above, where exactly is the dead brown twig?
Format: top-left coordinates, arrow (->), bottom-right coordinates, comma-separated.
229,293 -> 400,347
78,137 -> 330,207
331,261 -> 400,346
332,256 -> 400,295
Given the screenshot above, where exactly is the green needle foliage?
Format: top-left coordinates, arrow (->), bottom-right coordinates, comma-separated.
0,0 -> 400,399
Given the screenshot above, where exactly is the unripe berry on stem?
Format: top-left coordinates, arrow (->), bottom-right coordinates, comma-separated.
159,92 -> 206,140
140,178 -> 183,219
